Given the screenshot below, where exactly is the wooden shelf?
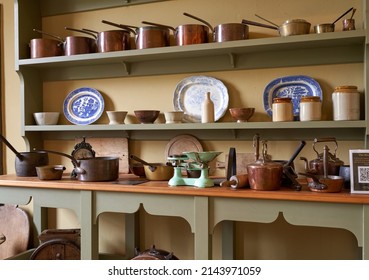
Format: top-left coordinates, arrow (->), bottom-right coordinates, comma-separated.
15,0 -> 369,147
38,0 -> 169,16
17,30 -> 365,80
24,120 -> 367,141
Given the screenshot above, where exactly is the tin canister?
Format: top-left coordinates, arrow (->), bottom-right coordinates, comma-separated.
299,96 -> 321,121
332,86 -> 360,120
272,97 -> 294,122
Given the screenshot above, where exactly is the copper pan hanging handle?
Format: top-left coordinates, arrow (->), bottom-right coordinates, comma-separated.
141,21 -> 176,32
183,12 -> 214,32
65,27 -> 97,39
101,20 -> 137,34
33,28 -> 64,42
242,19 -> 279,30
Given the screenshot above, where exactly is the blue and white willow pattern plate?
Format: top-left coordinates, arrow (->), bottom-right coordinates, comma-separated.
63,87 -> 104,125
173,76 -> 229,122
263,75 -> 322,119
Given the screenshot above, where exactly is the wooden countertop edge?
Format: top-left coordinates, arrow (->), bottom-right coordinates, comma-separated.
0,174 -> 368,205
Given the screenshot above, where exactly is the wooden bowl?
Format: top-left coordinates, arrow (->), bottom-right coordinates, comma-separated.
134,110 -> 160,124
229,108 -> 255,122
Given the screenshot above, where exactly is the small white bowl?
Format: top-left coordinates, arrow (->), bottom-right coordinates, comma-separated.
106,111 -> 127,125
33,112 -> 60,125
164,111 -> 184,124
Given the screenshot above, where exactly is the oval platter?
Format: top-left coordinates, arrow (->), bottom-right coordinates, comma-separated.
63,87 -> 104,125
263,75 -> 322,119
173,76 -> 229,123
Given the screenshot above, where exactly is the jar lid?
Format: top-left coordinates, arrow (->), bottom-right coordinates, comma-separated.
334,85 -> 358,92
273,97 -> 292,103
300,96 -> 321,102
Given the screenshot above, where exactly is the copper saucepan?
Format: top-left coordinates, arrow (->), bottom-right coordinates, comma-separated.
300,145 -> 344,193
0,134 -> 49,177
30,29 -> 64,58
64,27 -> 97,55
182,12 -> 249,43
40,149 -> 119,182
130,155 -> 174,181
141,12 -> 213,46
242,15 -> 311,36
83,26 -> 131,53
176,12 -> 212,45
102,20 -> 170,49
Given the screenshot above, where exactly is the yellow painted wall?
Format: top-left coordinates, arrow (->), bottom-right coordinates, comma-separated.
0,0 -> 364,259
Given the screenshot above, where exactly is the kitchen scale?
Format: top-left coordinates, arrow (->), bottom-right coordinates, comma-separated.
168,151 -> 222,188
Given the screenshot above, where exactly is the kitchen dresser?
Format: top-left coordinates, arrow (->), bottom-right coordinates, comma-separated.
15,0 -> 368,146
6,0 -> 369,259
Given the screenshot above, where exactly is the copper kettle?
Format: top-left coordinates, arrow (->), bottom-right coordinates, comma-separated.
300,137 -> 344,176
247,134 -> 283,191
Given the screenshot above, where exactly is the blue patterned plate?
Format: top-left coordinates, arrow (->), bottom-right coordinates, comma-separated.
173,76 -> 229,122
263,75 -> 322,119
63,87 -> 104,125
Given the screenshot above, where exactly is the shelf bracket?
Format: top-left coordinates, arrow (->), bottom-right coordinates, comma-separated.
121,61 -> 131,75
228,53 -> 237,68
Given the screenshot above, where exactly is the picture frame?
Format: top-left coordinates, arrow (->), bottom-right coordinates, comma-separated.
349,149 -> 369,194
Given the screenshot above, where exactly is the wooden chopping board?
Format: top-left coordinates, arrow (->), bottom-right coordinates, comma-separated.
224,152 -> 255,175
75,138 -> 129,174
0,204 -> 30,259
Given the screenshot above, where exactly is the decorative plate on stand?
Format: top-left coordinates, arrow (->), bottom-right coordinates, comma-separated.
173,76 -> 229,122
63,87 -> 104,125
263,75 -> 322,118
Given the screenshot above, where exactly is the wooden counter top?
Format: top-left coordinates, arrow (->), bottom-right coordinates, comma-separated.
1,174 -> 369,205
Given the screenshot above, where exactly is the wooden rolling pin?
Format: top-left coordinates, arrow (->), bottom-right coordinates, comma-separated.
220,174 -> 249,189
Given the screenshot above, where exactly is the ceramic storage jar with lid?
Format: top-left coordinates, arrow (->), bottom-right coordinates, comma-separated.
272,97 -> 294,122
299,96 -> 321,121
332,86 -> 360,120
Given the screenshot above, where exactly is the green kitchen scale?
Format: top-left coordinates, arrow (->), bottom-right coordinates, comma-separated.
168,151 -> 222,188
